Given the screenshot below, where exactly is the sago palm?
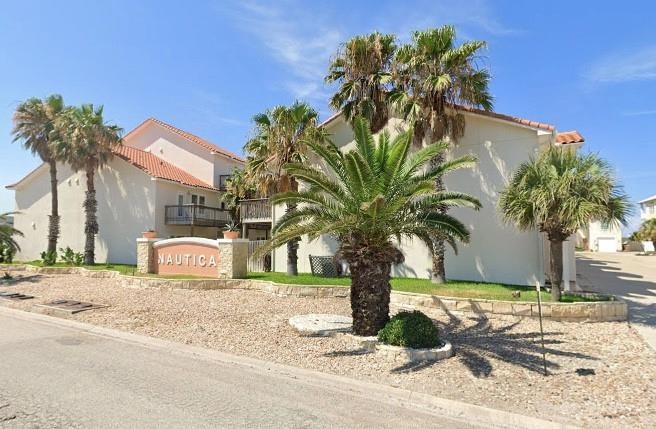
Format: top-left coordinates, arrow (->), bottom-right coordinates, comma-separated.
261,117 -> 480,335
325,32 -> 396,133
390,25 -> 493,284
55,104 -> 122,265
11,94 -> 66,254
499,147 -> 630,301
0,212 -> 23,261
243,101 -> 326,275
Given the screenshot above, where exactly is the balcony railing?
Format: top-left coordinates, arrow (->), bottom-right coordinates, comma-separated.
165,204 -> 232,227
240,198 -> 272,222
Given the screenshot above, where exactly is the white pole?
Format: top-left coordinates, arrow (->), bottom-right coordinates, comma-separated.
562,240 -> 571,292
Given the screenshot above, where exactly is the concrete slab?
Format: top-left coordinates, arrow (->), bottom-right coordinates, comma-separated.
289,314 -> 352,336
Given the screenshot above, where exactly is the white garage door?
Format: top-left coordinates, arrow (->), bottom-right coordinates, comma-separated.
598,238 -> 617,252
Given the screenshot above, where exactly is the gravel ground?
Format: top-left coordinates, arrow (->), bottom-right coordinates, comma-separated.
1,271 -> 655,428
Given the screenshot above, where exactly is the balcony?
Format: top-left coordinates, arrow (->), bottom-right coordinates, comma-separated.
240,198 -> 272,223
165,204 -> 232,227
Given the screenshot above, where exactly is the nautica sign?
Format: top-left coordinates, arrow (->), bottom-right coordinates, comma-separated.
151,237 -> 221,276
157,253 -> 217,267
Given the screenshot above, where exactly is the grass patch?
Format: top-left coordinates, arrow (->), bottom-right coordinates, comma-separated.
247,272 -> 609,303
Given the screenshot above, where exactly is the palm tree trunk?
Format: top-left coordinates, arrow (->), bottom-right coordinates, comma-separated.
47,160 -> 60,255
286,202 -> 299,276
349,252 -> 392,336
431,153 -> 447,284
83,166 -> 98,265
549,239 -> 563,302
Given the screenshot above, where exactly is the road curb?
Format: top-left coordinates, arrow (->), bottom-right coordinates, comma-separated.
0,306 -> 577,429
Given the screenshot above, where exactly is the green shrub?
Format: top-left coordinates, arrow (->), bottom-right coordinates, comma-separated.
377,310 -> 439,349
59,247 -> 83,266
0,243 -> 15,263
40,250 -> 57,266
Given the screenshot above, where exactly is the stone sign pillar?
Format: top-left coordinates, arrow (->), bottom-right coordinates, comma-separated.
217,238 -> 248,279
136,238 -> 160,274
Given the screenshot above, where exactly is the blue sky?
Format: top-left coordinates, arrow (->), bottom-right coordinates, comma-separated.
1,0 -> 654,231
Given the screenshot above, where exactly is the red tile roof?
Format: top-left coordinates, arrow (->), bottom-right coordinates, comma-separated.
113,145 -> 217,190
125,117 -> 245,163
320,107 -> 556,132
555,130 -> 585,144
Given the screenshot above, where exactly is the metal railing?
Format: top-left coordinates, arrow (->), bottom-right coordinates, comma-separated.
164,204 -> 232,227
247,240 -> 270,272
240,198 -> 272,222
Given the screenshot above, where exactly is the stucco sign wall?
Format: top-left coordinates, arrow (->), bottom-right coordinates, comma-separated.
153,238 -> 219,277
137,236 -> 249,279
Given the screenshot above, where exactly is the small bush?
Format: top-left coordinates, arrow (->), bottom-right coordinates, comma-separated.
377,310 -> 439,349
59,247 -> 83,266
0,243 -> 15,263
40,250 -> 57,266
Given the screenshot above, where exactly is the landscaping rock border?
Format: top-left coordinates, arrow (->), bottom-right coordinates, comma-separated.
376,341 -> 454,364
1,264 -> 626,322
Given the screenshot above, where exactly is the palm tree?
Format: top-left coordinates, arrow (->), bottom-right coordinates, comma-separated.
0,212 -> 23,262
243,101 -> 326,275
259,117 -> 480,335
55,104 -> 122,265
389,25 -> 493,284
499,147 -> 630,301
11,95 -> 66,255
638,219 -> 656,250
325,32 -> 396,133
222,168 -> 254,222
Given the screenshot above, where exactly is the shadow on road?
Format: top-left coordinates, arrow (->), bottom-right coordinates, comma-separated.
577,254 -> 656,328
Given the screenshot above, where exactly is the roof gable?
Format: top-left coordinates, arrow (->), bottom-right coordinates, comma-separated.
124,117 -> 244,163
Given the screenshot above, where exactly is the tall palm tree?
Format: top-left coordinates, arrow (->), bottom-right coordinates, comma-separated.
11,95 -> 66,254
389,25 -> 493,284
639,218 -> 656,250
325,32 -> 396,133
55,104 -> 122,265
259,117 -> 480,335
499,147 -> 630,301
0,212 -> 23,262
243,101 -> 326,275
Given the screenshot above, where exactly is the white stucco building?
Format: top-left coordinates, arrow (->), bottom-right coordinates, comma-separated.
639,195 -> 656,220
9,109 -> 586,288
576,221 -> 623,252
7,118 -> 243,263
241,109 -> 585,287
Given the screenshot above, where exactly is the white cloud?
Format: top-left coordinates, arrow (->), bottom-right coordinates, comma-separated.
587,46 -> 656,83
220,1 -> 341,103
219,0 -> 514,105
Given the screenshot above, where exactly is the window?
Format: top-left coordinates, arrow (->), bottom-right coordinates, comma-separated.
600,221 -> 610,232
191,194 -> 198,205
198,196 -> 205,215
177,194 -> 184,217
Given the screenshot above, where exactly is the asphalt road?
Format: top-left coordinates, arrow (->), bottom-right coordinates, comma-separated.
0,308 -> 493,429
577,251 -> 656,350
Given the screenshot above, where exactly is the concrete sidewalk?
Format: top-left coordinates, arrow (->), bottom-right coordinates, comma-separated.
0,307 -> 573,428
